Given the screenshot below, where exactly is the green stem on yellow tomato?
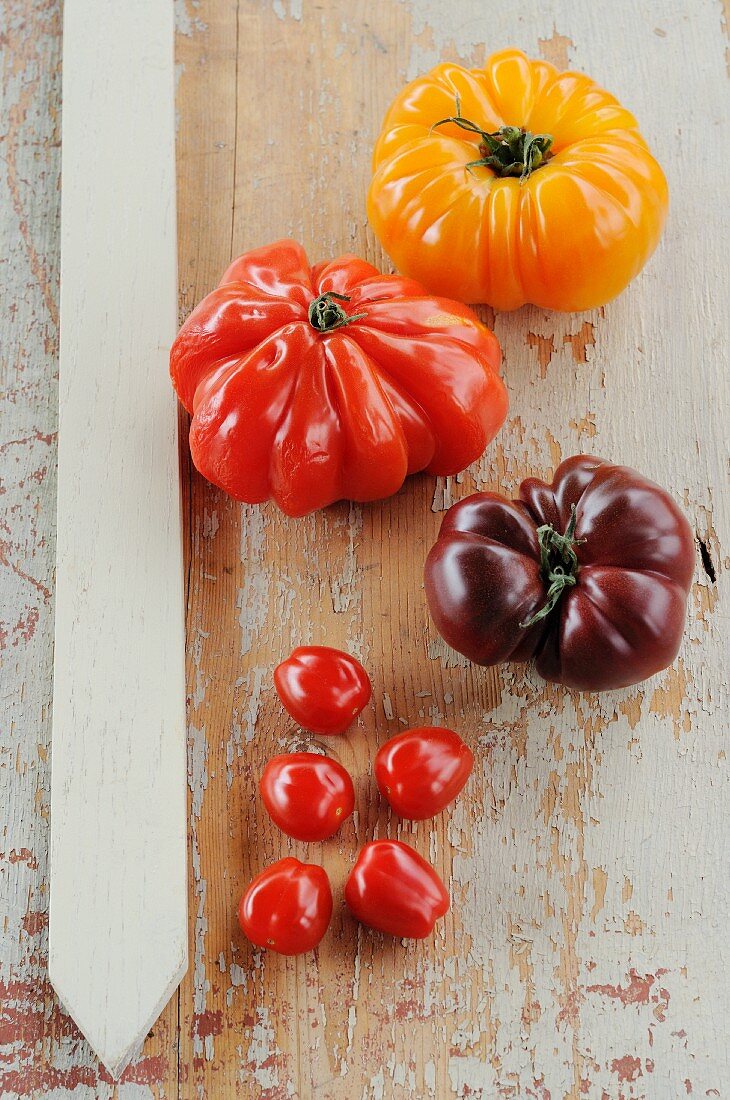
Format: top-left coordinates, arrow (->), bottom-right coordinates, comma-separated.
432,95 -> 553,182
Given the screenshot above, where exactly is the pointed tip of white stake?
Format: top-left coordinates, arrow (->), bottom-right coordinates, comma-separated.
50,949 -> 187,1079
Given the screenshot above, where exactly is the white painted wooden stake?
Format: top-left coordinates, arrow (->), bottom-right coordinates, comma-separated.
50,0 -> 187,1078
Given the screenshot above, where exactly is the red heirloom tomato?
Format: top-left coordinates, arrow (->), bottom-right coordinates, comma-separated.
345,840 -> 449,938
169,239 -> 507,516
260,753 -> 355,841
274,646 -> 371,735
424,455 -> 695,691
237,857 -> 332,955
375,727 -> 473,820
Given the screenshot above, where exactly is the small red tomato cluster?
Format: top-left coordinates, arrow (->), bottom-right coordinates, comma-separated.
237,645 -> 473,955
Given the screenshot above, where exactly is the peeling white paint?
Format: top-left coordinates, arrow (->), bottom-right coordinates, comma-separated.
175,0 -> 207,37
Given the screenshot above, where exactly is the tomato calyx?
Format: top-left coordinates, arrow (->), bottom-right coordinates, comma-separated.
433,95 -> 553,182
521,504 -> 583,628
308,290 -> 367,333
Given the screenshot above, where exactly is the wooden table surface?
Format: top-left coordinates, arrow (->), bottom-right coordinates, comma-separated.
1,1 -> 728,1097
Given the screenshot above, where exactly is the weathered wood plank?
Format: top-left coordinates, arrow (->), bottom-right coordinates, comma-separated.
174,1 -> 729,1097
48,0 -> 187,1079
1,0 -> 727,1095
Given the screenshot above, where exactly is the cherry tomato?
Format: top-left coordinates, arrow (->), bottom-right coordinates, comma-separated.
260,753 -> 355,841
344,839 -> 449,939
374,727 -> 473,820
274,646 -> 371,735
237,857 -> 332,955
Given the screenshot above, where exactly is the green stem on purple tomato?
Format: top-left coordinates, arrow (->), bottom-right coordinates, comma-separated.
521,504 -> 583,628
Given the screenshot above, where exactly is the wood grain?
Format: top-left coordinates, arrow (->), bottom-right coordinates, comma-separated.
48,0 -> 187,1078
1,0 -> 728,1095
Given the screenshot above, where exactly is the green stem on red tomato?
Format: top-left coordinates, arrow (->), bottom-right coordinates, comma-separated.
521,504 -> 583,628
432,95 -> 553,182
308,291 -> 367,333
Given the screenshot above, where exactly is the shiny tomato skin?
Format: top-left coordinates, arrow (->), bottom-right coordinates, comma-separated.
274,646 -> 371,735
375,727 -> 473,820
169,239 -> 507,517
260,753 -> 355,841
345,840 -> 449,939
368,49 -> 668,312
425,454 -> 696,691
237,858 -> 332,955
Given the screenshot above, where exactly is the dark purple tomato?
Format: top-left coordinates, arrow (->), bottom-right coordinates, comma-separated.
425,455 -> 695,691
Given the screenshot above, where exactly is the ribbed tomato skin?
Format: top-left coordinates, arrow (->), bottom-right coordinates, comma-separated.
425,455 -> 695,690
368,49 -> 668,311
170,240 -> 507,515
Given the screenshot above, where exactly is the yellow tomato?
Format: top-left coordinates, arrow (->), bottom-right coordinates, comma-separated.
368,49 -> 668,312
